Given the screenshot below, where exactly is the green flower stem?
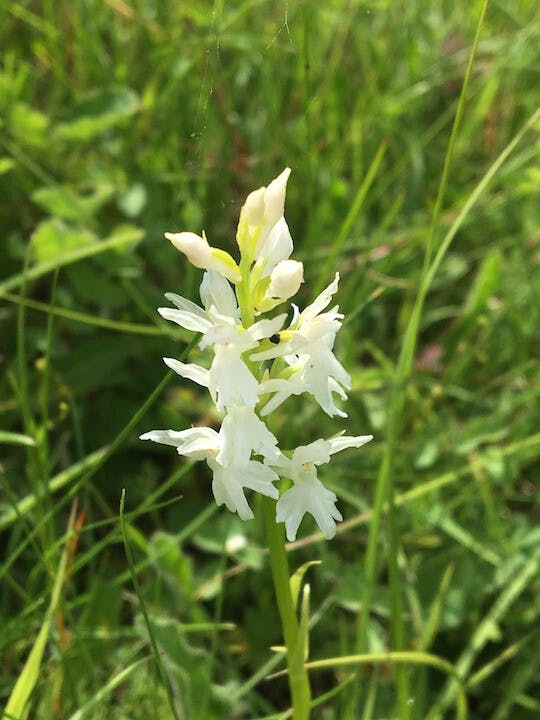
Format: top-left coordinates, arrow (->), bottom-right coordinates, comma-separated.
263,497 -> 311,720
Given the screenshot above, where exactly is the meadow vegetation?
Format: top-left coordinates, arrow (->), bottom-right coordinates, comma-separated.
1,1 -> 539,718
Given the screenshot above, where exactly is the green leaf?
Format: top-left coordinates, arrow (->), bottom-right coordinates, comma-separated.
462,248 -> 502,318
30,218 -> 98,263
0,431 -> 35,447
2,510 -> 73,720
8,102 -> 48,147
65,658 -> 149,720
1,226 -> 144,294
290,560 -> 321,609
414,441 -> 440,470
118,183 -> 147,218
54,87 -> 140,142
104,223 -> 144,252
0,157 -> 15,175
298,583 -> 311,662
32,184 -> 114,222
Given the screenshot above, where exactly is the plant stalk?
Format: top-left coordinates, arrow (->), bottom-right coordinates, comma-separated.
263,497 -> 311,720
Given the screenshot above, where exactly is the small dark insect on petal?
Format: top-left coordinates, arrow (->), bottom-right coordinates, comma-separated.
269,333 -> 281,344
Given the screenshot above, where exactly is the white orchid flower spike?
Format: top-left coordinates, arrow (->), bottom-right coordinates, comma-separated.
141,169 -> 373,540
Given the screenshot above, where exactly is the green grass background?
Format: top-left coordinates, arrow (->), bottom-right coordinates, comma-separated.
1,1 -> 539,718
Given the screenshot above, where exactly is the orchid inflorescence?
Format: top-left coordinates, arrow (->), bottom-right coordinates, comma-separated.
141,169 -> 372,541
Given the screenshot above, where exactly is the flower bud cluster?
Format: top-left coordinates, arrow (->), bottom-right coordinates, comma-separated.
141,169 -> 372,540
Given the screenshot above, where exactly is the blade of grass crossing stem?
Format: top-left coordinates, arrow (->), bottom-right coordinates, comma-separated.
0,363 -> 184,584
37,270 -> 59,549
65,657 -> 150,720
0,228 -> 143,294
306,651 -> 467,720
426,547 -> 540,719
316,140 -> 387,293
422,0 -> 491,271
0,290 -> 176,336
15,242 -> 32,459
119,490 -> 181,720
351,3 -> 489,717
490,634 -> 540,720
2,505 -> 75,720
0,447 -> 108,531
466,629 -> 540,692
251,675 -> 358,720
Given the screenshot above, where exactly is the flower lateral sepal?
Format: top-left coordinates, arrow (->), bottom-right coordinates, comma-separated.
166,231 -> 241,283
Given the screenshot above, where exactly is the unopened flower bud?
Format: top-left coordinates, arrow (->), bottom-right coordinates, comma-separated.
237,168 -> 291,258
268,259 -> 304,299
166,231 -> 241,282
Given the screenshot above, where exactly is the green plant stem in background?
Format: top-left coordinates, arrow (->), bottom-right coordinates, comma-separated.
263,497 -> 311,720
120,490 -> 181,720
350,1 -> 491,717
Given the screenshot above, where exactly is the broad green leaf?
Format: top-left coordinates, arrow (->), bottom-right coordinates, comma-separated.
54,87 -> 140,142
31,218 -> 97,263
8,102 -> 48,147
0,227 -> 143,294
32,184 -> 114,222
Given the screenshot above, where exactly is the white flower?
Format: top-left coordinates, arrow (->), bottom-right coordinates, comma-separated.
239,169 -> 291,256
139,426 -> 220,459
268,259 -> 304,300
209,458 -> 278,520
140,424 -> 279,520
142,171 -> 375,539
256,216 -> 293,276
274,435 -> 373,540
217,405 -> 280,466
254,273 -> 351,417
159,271 -> 286,410
205,315 -> 286,410
166,231 -> 241,283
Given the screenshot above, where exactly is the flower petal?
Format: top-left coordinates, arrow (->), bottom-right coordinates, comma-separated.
268,259 -> 304,299
209,458 -> 279,520
209,346 -> 259,410
299,272 -> 340,324
199,270 -> 239,319
140,427 -> 219,460
276,475 -> 342,541
217,406 -> 280,466
258,217 -> 293,275
158,306 -> 212,333
166,231 -> 241,282
247,313 -> 288,342
328,435 -> 374,454
163,358 -> 210,387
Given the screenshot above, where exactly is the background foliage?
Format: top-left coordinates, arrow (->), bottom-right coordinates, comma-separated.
1,1 -> 539,718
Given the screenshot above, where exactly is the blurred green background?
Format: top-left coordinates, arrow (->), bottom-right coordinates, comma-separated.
1,1 -> 539,718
